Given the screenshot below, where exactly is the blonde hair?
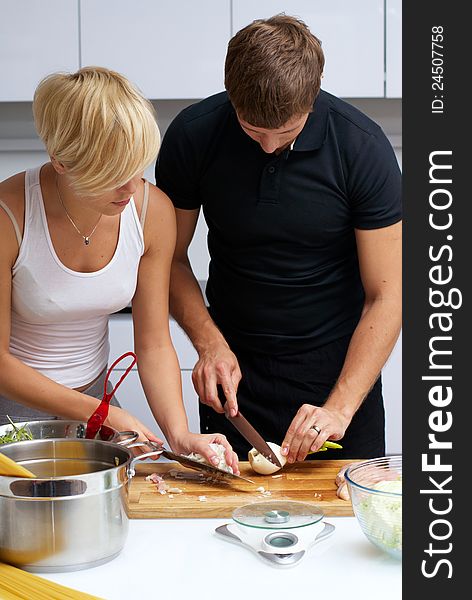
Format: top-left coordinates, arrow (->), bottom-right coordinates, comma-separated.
33,66 -> 160,196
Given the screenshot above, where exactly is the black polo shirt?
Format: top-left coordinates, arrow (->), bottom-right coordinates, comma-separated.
155,90 -> 402,354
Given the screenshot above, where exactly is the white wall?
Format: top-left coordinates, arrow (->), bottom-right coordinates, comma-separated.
0,97 -> 402,454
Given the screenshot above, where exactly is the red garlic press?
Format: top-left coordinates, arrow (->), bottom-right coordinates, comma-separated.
85,352 -> 137,439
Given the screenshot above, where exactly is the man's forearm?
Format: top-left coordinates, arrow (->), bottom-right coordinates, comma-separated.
169,259 -> 228,353
324,296 -> 402,422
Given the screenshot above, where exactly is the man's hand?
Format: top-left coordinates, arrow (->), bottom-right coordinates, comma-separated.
281,404 -> 350,463
192,342 -> 242,417
171,431 -> 240,475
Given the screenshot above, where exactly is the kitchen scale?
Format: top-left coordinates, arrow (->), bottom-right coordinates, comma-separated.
215,500 -> 335,567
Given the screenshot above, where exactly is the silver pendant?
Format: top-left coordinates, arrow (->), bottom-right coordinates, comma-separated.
84,237 -> 90,246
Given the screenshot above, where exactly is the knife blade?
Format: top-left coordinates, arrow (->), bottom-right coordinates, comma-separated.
159,448 -> 256,484
139,441 -> 255,484
225,410 -> 282,468
217,385 -> 282,468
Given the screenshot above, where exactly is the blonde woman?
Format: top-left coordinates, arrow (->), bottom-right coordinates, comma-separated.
0,67 -> 238,471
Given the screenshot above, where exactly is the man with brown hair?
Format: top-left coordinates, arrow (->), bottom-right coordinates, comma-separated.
155,15 -> 402,462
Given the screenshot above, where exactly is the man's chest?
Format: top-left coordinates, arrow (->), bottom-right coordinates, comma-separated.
199,149 -> 352,248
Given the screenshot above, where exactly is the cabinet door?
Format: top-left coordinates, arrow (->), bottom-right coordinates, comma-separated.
169,321 -> 198,369
382,334 -> 402,454
232,0 -> 384,98
108,314 -> 134,361
0,0 -> 79,101
108,314 -> 198,370
386,0 -> 402,97
111,370 -> 200,447
80,0 -> 231,99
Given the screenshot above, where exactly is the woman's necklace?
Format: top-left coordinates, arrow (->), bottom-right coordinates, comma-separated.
55,176 -> 102,246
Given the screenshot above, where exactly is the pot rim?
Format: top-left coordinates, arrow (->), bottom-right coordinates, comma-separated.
0,437 -> 132,483
0,438 -> 161,499
0,419 -> 137,445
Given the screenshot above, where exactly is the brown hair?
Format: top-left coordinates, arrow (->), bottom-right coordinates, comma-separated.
225,14 -> 325,128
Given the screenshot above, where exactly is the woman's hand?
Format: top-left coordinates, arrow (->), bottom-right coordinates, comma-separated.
192,342 -> 242,417
335,463 -> 357,501
106,405 -> 163,455
171,431 -> 240,475
281,404 -> 351,463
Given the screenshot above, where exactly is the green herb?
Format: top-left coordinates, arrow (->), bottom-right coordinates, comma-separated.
0,416 -> 34,444
321,441 -> 343,449
309,440 -> 343,454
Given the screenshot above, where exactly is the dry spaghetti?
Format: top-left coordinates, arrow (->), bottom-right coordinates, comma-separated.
0,563 -> 104,599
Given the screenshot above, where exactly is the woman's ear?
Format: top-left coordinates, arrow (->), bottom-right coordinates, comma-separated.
50,156 -> 66,174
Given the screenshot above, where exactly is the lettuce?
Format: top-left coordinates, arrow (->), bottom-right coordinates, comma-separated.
359,479 -> 402,551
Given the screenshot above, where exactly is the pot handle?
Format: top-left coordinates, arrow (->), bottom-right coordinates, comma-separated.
127,450 -> 163,479
112,430 -> 139,447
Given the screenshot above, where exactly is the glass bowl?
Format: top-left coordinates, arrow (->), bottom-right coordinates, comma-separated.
345,456 -> 402,559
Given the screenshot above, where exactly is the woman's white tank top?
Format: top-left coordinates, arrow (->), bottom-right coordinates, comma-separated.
8,166 -> 146,388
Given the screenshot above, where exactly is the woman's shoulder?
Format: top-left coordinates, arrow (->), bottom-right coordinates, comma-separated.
139,181 -> 176,252
0,171 -> 26,235
133,178 -> 172,211
0,172 -> 26,261
146,180 -> 176,218
0,171 -> 26,208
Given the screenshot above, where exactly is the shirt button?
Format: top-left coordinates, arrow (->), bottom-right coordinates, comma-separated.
268,166 -> 276,174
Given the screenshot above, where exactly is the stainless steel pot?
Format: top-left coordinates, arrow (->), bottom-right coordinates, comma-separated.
0,419 -> 138,446
0,438 -> 160,572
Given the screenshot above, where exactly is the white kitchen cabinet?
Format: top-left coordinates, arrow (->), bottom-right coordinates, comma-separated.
170,321 -> 199,369
108,313 -> 198,370
108,313 -> 135,361
80,0 -> 230,99
0,0 -> 79,101
110,369 -> 200,446
386,0 -> 402,97
232,0 -> 384,98
382,333 -> 402,455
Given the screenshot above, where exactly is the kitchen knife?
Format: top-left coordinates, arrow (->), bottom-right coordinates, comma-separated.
159,447 -> 256,484
225,411 -> 283,468
137,441 -> 255,484
218,386 -> 282,468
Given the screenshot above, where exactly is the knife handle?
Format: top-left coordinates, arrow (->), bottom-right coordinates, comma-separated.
217,384 -> 236,417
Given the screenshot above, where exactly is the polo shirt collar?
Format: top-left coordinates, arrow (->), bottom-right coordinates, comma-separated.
292,89 -> 330,152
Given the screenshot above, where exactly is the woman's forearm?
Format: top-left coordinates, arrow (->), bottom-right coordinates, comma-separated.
136,344 -> 190,448
0,351 -> 102,419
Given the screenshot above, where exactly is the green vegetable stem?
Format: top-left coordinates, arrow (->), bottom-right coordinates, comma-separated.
0,416 -> 33,444
308,440 -> 343,454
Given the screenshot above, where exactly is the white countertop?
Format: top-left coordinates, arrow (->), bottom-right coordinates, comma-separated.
41,517 -> 401,600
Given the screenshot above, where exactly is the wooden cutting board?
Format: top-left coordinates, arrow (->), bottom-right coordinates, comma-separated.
127,459 -> 354,518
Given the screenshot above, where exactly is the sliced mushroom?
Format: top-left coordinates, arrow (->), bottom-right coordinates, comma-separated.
248,442 -> 287,475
